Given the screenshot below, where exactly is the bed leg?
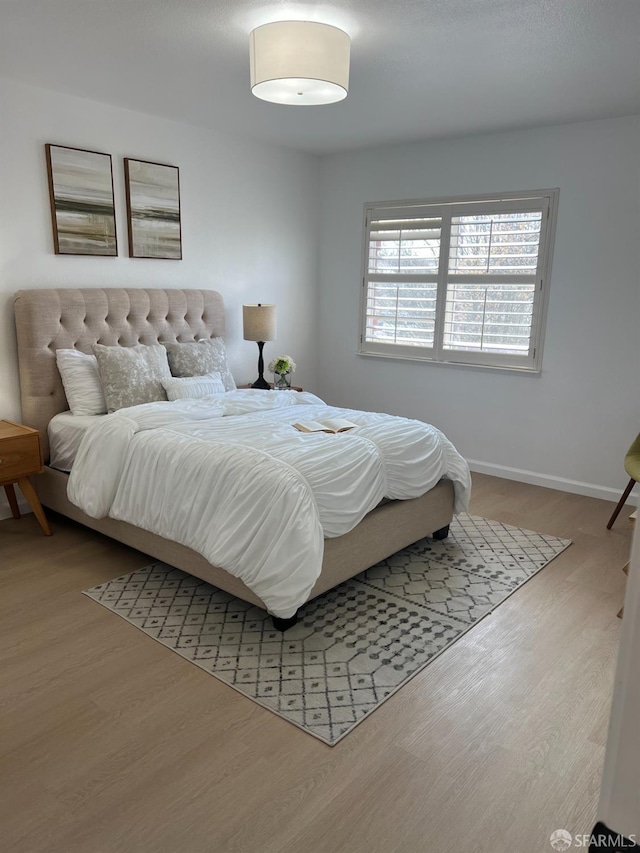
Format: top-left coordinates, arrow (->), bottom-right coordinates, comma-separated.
432,524 -> 450,540
271,612 -> 299,632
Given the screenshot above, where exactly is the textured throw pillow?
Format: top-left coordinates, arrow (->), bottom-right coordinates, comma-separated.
162,371 -> 226,401
93,343 -> 172,413
55,349 -> 107,416
163,339 -> 236,391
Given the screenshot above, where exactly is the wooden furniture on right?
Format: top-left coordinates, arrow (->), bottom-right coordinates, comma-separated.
0,419 -> 51,536
618,509 -> 636,619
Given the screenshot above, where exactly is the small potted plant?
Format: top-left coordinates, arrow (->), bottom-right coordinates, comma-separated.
268,354 -> 296,390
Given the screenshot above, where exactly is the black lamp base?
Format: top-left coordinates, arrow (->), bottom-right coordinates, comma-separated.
251,340 -> 270,389
251,377 -> 270,389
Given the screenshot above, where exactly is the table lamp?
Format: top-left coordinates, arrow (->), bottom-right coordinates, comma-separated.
243,303 -> 276,389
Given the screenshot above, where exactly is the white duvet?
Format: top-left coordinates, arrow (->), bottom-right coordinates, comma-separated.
69,390 -> 471,618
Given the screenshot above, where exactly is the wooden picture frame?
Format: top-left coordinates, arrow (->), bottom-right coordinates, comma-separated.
124,158 -> 182,259
45,144 -> 118,256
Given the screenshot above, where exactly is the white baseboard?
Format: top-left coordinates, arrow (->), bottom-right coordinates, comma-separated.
468,459 -> 639,505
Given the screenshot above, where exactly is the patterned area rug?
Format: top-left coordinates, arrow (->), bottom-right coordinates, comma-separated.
83,514 -> 570,745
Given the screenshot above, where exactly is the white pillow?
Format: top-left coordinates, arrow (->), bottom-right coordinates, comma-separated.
56,349 -> 107,416
162,371 -> 226,401
163,339 -> 236,391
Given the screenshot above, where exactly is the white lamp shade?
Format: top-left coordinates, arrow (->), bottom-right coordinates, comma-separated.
250,21 -> 350,106
243,304 -> 276,341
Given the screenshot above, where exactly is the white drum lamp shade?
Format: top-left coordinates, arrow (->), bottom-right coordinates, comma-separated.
243,303 -> 277,389
250,21 -> 350,106
243,304 -> 276,341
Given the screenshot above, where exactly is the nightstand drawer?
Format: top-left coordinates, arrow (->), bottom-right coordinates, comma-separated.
0,433 -> 42,481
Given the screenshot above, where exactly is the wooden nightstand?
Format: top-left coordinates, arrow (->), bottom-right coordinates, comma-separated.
0,420 -> 52,536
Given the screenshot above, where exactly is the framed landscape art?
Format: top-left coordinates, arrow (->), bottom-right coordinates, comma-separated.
45,144 -> 118,256
124,158 -> 182,259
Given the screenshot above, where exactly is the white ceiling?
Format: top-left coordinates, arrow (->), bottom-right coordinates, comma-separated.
1,0 -> 638,154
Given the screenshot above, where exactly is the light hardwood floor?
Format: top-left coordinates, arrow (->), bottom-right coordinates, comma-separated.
0,474 -> 633,853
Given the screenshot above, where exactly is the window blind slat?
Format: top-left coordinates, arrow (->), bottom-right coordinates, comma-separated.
365,276 -> 437,346
448,210 -> 543,278
367,214 -> 443,277
369,218 -> 442,230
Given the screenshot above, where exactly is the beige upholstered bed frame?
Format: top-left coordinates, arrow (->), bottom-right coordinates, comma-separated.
14,288 -> 454,616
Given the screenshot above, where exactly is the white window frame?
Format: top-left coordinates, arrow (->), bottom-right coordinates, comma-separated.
359,188 -> 560,373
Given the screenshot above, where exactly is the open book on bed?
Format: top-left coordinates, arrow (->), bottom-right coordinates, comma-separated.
293,418 -> 357,434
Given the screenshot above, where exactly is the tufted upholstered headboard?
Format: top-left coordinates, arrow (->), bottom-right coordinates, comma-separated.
14,288 -> 226,460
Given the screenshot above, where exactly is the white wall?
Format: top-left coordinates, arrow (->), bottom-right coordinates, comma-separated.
0,77 -> 319,515
316,117 -> 640,500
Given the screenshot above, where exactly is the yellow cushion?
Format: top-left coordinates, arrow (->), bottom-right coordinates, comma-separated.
624,433 -> 640,480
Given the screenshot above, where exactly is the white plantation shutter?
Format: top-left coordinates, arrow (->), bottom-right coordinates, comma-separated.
360,191 -> 558,371
443,209 -> 543,358
365,212 -> 442,351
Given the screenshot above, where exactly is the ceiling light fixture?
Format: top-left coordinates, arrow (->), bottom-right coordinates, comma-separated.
249,21 -> 350,106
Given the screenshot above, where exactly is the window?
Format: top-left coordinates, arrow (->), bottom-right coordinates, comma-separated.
360,189 -> 559,371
